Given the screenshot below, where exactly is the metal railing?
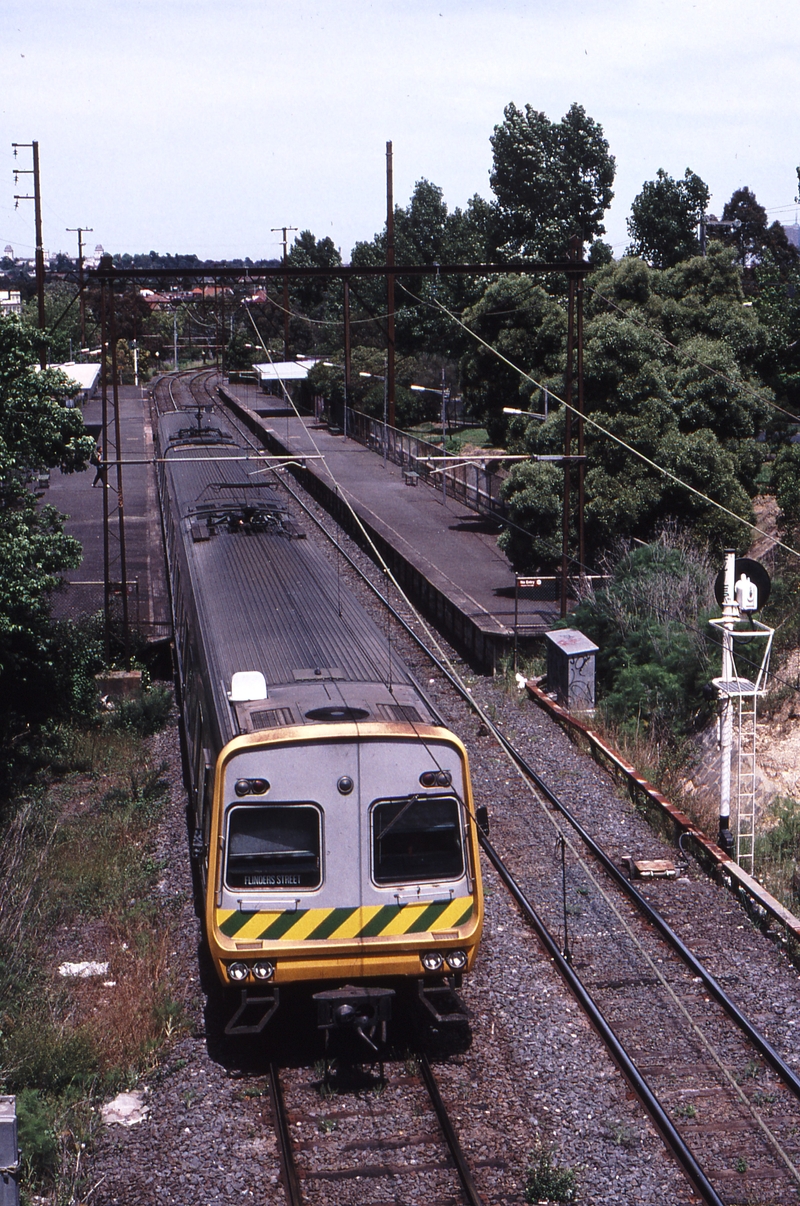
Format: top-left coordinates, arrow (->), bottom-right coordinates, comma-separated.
341,405 -> 509,520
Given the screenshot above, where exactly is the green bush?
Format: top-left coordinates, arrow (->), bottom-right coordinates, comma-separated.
15,1088 -> 59,1181
109,684 -> 172,736
570,533 -> 716,743
524,1143 -> 577,1203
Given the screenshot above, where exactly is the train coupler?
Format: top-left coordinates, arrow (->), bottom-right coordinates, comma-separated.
417,978 -> 470,1025
313,986 -> 395,1051
225,987 -> 280,1036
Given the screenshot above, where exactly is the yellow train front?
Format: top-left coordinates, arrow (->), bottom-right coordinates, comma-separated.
156,407 -> 483,1045
208,719 -> 482,1041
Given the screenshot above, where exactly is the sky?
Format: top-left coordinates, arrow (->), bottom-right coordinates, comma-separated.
1,0 -> 799,264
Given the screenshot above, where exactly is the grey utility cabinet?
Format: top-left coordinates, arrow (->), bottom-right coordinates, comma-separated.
0,1096 -> 18,1206
545,629 -> 599,711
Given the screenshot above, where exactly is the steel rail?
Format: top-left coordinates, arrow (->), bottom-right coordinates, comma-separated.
208,376 -> 794,1202
212,384 -> 800,1095
476,829 -> 724,1206
268,1062 -> 303,1206
418,1053 -> 486,1206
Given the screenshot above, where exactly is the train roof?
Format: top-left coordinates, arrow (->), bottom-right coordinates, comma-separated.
158,411 -> 432,742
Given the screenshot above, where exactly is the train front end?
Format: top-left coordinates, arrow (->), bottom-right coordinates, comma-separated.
205,722 -> 483,1040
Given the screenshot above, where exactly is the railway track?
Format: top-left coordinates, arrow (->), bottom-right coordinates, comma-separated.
268,1055 -> 488,1206
162,371 -> 800,1203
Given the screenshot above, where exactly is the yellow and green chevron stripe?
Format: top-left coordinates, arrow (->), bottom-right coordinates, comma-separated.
216,897 -> 474,943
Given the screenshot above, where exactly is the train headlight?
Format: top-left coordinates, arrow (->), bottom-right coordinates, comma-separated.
252,959 -> 275,981
234,778 -> 270,797
227,961 -> 249,982
419,770 -> 452,788
445,949 -> 468,971
420,951 -> 444,972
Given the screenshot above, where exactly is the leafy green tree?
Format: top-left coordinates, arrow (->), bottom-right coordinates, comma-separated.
348,180 -> 490,361
485,248 -> 767,570
626,168 -> 709,268
719,187 -> 768,265
0,317 -> 97,783
772,443 -> 800,532
488,102 -> 615,260
287,230 -> 343,339
460,276 -> 566,443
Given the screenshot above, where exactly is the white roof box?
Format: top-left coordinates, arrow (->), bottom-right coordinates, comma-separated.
228,671 -> 268,702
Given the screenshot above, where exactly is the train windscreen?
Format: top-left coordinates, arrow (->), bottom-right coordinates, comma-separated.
371,795 -> 463,884
225,804 -> 321,889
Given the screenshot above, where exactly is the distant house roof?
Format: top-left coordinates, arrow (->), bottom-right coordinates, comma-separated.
253,358 -> 319,383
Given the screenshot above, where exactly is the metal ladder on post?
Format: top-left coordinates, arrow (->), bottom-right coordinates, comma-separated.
735,692 -> 758,875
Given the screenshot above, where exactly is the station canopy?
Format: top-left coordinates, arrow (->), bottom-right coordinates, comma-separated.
253,357 -> 320,385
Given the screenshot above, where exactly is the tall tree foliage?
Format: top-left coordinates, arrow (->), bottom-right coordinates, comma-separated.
488,102 -> 615,260
626,168 -> 709,268
0,317 -> 97,778
466,248 -> 769,571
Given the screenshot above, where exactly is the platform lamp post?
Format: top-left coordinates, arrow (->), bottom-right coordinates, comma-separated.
323,362 -> 348,439
410,377 -> 450,503
359,360 -> 389,468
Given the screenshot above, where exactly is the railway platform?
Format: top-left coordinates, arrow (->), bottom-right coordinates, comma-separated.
219,380 -> 559,670
46,385 -> 170,642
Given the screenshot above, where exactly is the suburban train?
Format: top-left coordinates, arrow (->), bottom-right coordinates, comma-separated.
156,404 -> 484,1045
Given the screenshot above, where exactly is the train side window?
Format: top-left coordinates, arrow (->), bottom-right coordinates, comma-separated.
225,804 -> 322,890
371,795 -> 464,885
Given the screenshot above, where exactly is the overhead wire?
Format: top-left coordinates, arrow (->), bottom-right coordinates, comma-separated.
396,280 -> 800,564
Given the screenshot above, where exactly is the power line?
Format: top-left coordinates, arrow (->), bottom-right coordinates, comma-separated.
398,281 -> 800,564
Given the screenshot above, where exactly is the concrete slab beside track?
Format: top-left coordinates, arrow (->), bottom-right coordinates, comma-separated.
219,380 -> 560,671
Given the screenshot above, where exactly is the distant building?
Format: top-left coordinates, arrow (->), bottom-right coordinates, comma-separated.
45,362 -> 101,403
0,290 -> 22,316
783,222 -> 800,249
83,244 -> 105,268
253,358 -> 320,396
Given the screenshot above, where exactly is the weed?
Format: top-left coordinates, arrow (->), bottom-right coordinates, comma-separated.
318,1117 -> 338,1134
753,1090 -> 776,1106
736,1060 -> 761,1084
0,717 -> 183,1204
404,1056 -> 420,1076
755,796 -> 800,908
610,1123 -> 634,1148
108,685 -> 172,737
735,1156 -> 748,1173
15,1088 -> 59,1181
673,1102 -> 697,1119
523,1141 -> 577,1203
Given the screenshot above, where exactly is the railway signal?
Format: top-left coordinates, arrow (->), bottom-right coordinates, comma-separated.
709,550 -> 773,867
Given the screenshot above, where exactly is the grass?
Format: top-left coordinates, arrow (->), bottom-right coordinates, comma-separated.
0,707 -> 185,1202
523,1141 -> 577,1203
755,796 -> 800,908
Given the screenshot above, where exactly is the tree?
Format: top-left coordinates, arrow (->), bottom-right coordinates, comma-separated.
460,276 -> 566,443
488,102 -> 615,260
626,168 -> 709,268
348,179 -> 490,362
720,187 -> 768,265
491,249 -> 768,571
0,316 -> 97,781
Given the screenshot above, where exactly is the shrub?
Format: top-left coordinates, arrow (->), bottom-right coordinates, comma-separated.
570,532 -> 716,744
523,1142 -> 577,1203
109,684 -> 172,736
15,1088 -> 59,1181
